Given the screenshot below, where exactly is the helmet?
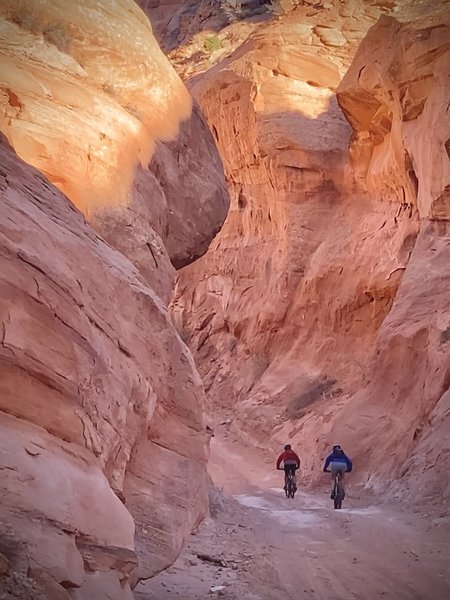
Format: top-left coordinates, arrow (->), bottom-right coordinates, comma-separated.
284,444 -> 291,451
332,444 -> 342,451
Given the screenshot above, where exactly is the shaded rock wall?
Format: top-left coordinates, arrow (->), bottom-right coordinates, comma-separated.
0,134 -> 208,597
137,0 -> 273,52
171,0 -> 411,424
0,0 -> 229,597
325,13 -> 450,501
171,1 -> 450,501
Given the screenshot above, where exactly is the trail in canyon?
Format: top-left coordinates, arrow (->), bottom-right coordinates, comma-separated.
135,427 -> 450,600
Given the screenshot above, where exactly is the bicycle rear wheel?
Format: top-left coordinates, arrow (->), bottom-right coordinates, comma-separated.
287,472 -> 295,499
334,473 -> 344,509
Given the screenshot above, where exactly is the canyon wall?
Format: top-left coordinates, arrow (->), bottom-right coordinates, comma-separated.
171,0 -> 410,427
138,0 -> 289,54
325,12 -> 450,501
0,0 -> 228,598
171,0 -> 450,502
0,0 -> 228,298
0,136 -> 209,598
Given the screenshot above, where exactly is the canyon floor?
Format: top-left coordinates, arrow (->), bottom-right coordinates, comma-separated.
134,427 -> 450,600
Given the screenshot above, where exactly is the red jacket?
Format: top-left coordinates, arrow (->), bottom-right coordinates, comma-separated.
276,449 -> 300,469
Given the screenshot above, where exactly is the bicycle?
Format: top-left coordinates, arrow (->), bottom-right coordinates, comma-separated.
278,467 -> 296,499
331,469 -> 345,509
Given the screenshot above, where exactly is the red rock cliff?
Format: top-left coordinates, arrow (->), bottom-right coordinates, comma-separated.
171,1 -> 410,427
0,0 -> 228,597
0,135 -> 209,598
170,0 -> 450,502
329,12 -> 450,501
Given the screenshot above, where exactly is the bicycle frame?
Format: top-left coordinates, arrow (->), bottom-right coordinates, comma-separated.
285,469 -> 296,499
333,470 -> 345,509
278,466 -> 297,499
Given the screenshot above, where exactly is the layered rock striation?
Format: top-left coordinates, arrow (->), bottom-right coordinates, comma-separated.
172,0 -> 411,426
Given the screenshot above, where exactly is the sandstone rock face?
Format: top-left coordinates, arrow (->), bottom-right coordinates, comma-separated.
0,0 -> 228,298
0,133 -> 208,597
171,1 -> 408,422
139,0 -> 315,80
337,13 -> 450,221
324,12 -> 450,500
171,1 -> 450,501
0,2 -> 229,593
332,221 -> 450,499
149,101 -> 228,269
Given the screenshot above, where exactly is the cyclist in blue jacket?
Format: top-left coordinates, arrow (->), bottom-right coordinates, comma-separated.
323,444 -> 352,499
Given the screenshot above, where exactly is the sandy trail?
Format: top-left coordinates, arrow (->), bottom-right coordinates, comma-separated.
135,432 -> 450,599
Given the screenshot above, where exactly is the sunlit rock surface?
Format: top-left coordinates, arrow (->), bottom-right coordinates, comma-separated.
325,12 -> 450,501
0,0 -> 228,298
171,0 -> 409,427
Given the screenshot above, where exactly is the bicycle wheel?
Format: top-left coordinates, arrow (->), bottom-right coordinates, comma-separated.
334,473 -> 344,509
287,473 -> 295,499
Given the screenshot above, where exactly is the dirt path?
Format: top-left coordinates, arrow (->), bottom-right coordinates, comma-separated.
134,433 -> 450,600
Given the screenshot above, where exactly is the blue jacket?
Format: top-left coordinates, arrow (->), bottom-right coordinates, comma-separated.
323,451 -> 352,472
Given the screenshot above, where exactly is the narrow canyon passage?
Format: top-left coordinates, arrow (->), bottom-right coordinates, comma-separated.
0,1 -> 449,599
135,427 -> 450,600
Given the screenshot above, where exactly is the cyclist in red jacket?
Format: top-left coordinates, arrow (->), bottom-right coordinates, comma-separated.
276,444 -> 301,492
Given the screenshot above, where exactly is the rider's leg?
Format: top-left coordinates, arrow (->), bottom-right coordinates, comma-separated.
330,471 -> 337,497
284,467 -> 288,490
330,463 -> 347,497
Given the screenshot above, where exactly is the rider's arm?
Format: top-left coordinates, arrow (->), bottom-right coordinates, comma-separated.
323,454 -> 332,472
276,453 -> 285,469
